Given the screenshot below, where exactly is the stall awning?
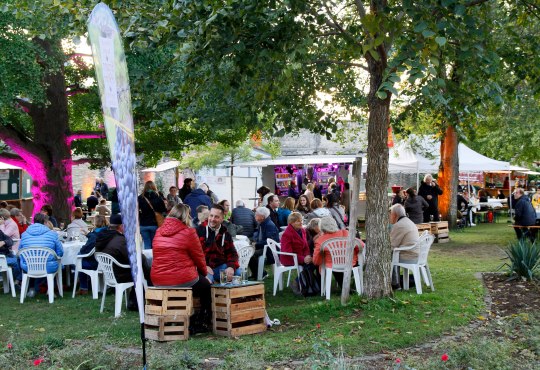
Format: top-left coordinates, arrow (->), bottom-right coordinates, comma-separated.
238,154 -> 362,167
0,162 -> 23,170
141,161 -> 180,172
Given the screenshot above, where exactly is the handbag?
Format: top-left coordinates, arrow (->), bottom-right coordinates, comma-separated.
143,196 -> 165,227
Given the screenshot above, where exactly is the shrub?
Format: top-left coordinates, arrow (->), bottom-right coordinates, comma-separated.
500,238 -> 540,281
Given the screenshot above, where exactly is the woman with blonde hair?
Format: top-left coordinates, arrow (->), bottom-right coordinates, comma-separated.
138,180 -> 167,249
278,197 -> 296,226
304,183 -> 315,204
152,204 -> 212,332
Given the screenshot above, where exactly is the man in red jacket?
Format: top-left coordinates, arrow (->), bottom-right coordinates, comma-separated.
196,204 -> 240,283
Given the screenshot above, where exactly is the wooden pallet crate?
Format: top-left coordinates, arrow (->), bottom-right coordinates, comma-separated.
435,234 -> 450,243
144,314 -> 189,341
145,288 -> 193,316
429,221 -> 449,235
212,283 -> 266,337
416,223 -> 431,235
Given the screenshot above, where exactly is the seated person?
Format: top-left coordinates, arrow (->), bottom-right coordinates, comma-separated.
10,208 -> 29,239
67,207 -> 89,237
76,215 -> 109,295
389,204 -> 420,289
280,212 -> 312,267
0,208 -> 20,252
248,207 -> 280,279
96,199 -> 111,216
295,195 -> 311,217
313,216 -> 362,287
230,200 -> 257,239
196,204 -> 240,283
196,205 -> 209,226
305,218 -> 321,255
277,197 -> 295,227
153,204 -> 212,332
40,204 -> 58,228
0,227 -> 19,288
304,198 -> 331,223
19,213 -> 64,298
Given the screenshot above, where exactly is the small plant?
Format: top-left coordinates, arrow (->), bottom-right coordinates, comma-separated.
499,238 -> 540,281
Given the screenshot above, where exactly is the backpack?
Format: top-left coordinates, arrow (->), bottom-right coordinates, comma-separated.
298,264 -> 321,297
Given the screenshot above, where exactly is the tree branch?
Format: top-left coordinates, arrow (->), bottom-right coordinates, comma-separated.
0,152 -> 28,169
354,0 -> 367,19
66,131 -> 106,145
311,59 -> 369,71
322,1 -> 360,46
465,0 -> 490,6
15,98 -> 34,113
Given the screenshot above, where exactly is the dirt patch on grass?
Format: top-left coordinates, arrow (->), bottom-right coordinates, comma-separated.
483,272 -> 540,317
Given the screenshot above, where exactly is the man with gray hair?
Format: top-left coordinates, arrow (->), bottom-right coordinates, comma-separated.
184,183 -> 213,220
389,203 -> 419,289
230,200 -> 257,238
248,207 -> 280,279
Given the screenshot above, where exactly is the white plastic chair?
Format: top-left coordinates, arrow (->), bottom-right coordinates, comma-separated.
71,248 -> 101,299
235,244 -> 255,272
95,252 -> 134,317
257,243 -> 269,281
0,255 -> 16,297
18,247 -> 63,304
320,237 -> 364,300
391,232 -> 435,294
266,239 -> 302,296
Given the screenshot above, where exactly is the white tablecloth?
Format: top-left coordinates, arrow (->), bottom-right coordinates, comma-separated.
61,241 -> 85,265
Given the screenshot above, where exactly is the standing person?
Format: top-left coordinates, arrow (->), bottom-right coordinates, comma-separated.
418,174 -> 443,222
184,183 -> 213,221
178,178 -> 193,201
340,183 -> 351,215
497,189 -> 506,200
74,190 -> 83,208
288,181 -> 298,200
110,188 -> 120,215
313,181 -> 323,200
166,186 -> 182,211
513,188 -> 537,242
86,192 -> 99,213
196,204 -> 240,283
248,207 -> 280,279
392,189 -> 406,205
152,204 -> 212,332
404,188 -> 429,224
230,200 -> 257,239
204,183 -> 219,204
99,179 -> 109,200
96,199 -> 111,216
138,180 -> 167,249
304,183 -> 315,204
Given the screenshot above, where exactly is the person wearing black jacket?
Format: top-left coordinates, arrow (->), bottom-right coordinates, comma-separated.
179,178 -> 193,201
404,188 -> 429,224
230,200 -> 257,238
513,188 -> 538,241
138,181 -> 167,250
418,174 -> 443,222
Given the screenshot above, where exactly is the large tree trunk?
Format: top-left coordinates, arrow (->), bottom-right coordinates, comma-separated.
363,56 -> 392,298
437,125 -> 459,227
26,39 -> 74,224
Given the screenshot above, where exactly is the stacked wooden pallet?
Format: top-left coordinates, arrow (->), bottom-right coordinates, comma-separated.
144,288 -> 193,341
212,283 -> 266,337
416,223 -> 431,235
430,221 -> 449,243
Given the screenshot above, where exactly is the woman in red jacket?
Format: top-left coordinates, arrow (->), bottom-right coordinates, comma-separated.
151,204 -> 212,331
280,212 -> 312,266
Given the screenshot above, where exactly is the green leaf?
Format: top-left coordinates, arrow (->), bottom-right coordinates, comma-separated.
435,36 -> 446,46
414,21 -> 428,33
422,29 -> 436,38
376,90 -> 387,99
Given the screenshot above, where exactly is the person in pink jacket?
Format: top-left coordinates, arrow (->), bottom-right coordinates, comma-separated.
0,208 -> 20,252
279,212 -> 312,266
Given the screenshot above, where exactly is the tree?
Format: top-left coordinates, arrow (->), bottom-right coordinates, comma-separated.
0,7 -> 107,223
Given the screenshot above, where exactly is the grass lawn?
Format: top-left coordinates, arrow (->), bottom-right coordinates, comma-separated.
0,222 -> 522,368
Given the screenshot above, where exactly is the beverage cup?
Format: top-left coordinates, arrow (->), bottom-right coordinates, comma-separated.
220,270 -> 227,285
232,275 -> 241,285
430,215 -> 434,222
241,270 -> 249,284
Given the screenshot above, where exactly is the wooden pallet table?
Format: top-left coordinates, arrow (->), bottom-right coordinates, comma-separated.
144,288 -> 193,341
430,221 -> 449,243
211,282 -> 266,337
416,223 -> 431,235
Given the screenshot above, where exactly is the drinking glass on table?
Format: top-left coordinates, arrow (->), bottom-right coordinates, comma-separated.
220,270 -> 227,285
